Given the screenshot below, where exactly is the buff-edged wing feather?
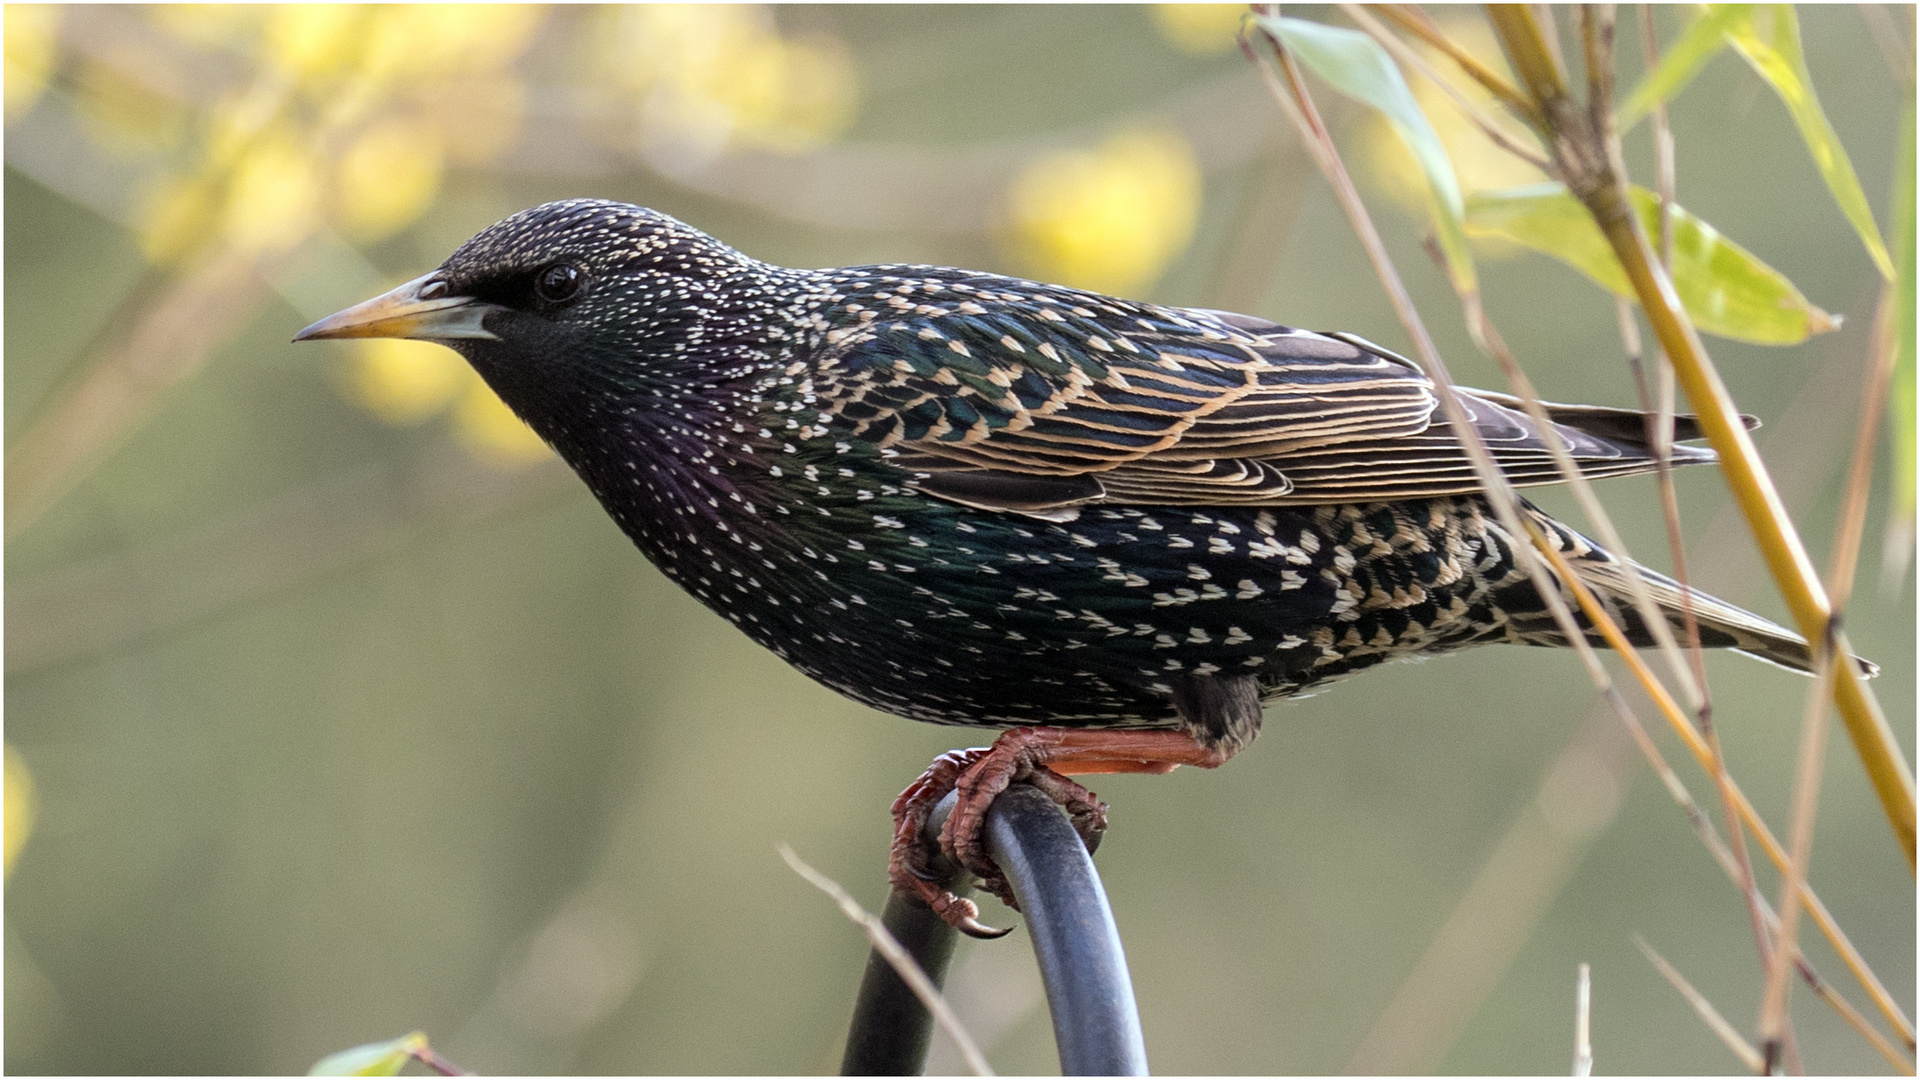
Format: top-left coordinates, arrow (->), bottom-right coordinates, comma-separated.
802,271 -> 1736,513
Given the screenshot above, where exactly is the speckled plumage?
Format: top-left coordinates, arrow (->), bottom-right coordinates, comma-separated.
398,202 -> 1826,748
298,198 -> 1836,927
385,198 -> 1816,756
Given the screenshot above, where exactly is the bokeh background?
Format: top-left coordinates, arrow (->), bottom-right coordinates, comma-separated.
4,5 -> 1913,1074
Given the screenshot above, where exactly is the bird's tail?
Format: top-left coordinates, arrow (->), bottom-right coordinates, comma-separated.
1521,509 -> 1878,678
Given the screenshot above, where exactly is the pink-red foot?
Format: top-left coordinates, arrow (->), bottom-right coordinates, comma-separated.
887,748 -> 1012,938
887,731 -> 1111,938
886,725 -> 1238,939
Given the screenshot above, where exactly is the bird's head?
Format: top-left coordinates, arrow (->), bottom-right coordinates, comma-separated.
295,199 -> 764,397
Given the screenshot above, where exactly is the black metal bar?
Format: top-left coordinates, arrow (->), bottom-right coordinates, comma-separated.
985,783 -> 1149,1077
839,883 -> 967,1075
839,784 -> 1149,1076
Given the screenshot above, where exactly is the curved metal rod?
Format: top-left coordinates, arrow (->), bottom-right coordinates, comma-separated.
840,784 -> 1149,1076
839,872 -> 968,1075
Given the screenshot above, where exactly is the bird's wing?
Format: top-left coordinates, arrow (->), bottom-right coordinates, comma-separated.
805,277 -> 1711,513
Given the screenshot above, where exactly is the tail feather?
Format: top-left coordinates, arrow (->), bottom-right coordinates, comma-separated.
1512,506 -> 1877,678
1572,555 -> 1878,679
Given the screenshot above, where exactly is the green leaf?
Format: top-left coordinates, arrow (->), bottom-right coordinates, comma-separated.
309,1032 -> 428,1076
1619,5 -> 1753,128
1726,5 -> 1896,280
1464,182 -> 1838,345
1258,14 -> 1477,294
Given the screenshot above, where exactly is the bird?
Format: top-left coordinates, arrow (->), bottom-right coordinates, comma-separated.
296,198 -> 1858,936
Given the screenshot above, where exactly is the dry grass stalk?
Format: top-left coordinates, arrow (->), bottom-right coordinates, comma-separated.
1251,7 -> 1912,1061
1369,7 -> 1806,1040
1758,657 -> 1837,1071
1573,962 -> 1593,1076
1484,3 -> 1914,869
1339,4 -> 1552,170
1529,505 -> 1912,1056
1591,631 -> 1913,1070
1245,22 -> 1621,708
778,845 -> 993,1076
1619,2 -> 1789,1021
1761,255 -> 1910,1063
1633,935 -> 1766,1073
1368,4 -> 1543,122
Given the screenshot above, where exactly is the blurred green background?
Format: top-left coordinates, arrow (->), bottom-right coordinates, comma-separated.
4,5 -> 1913,1074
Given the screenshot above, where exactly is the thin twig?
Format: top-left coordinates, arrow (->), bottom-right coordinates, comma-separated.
1494,2 -> 1917,869
1474,17 -> 1793,1056
1458,297 -> 1703,710
1339,5 -> 1553,171
1251,11 -> 1913,1056
1522,510 -> 1914,1055
1633,936 -> 1766,1073
1615,676 -> 1913,1070
1618,304 -> 1785,1061
411,1044 -> 472,1077
1249,21 -> 1615,712
1624,10 -> 1805,1041
1604,652 -> 1915,1071
1615,300 -> 1706,697
1830,285 -> 1904,616
1368,4 -> 1542,122
1573,962 -> 1593,1076
1638,6 -> 1678,271
1759,657 -> 1837,1075
1761,268 -> 1910,1067
778,845 -> 994,1077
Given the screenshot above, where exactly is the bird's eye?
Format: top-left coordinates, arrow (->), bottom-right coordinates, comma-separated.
534,263 -> 585,305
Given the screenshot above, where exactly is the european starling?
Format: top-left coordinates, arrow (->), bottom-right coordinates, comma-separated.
298,199 -> 1847,934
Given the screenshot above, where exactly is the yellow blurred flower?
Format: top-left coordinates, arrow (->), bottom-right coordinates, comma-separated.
453,379 -> 553,469
4,4 -> 60,124
346,338 -> 469,426
1007,128 -> 1203,297
1359,15 -> 1544,218
6,744 -> 37,877
363,4 -> 543,83
603,5 -> 858,157
333,117 -> 444,242
339,336 -> 552,470
204,81 -> 291,172
263,4 -> 365,85
222,129 -> 322,252
762,33 -> 858,153
1151,4 -> 1247,57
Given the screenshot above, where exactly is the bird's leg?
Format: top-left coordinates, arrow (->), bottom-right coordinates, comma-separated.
890,726 -> 1235,938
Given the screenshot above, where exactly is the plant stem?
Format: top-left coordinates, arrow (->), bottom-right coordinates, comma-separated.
1487,0 -> 1915,871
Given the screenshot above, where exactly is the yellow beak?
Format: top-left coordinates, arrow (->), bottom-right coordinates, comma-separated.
293,273 -> 500,343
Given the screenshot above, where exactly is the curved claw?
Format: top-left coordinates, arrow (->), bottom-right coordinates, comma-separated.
933,893 -> 1014,939
954,914 -> 1014,940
